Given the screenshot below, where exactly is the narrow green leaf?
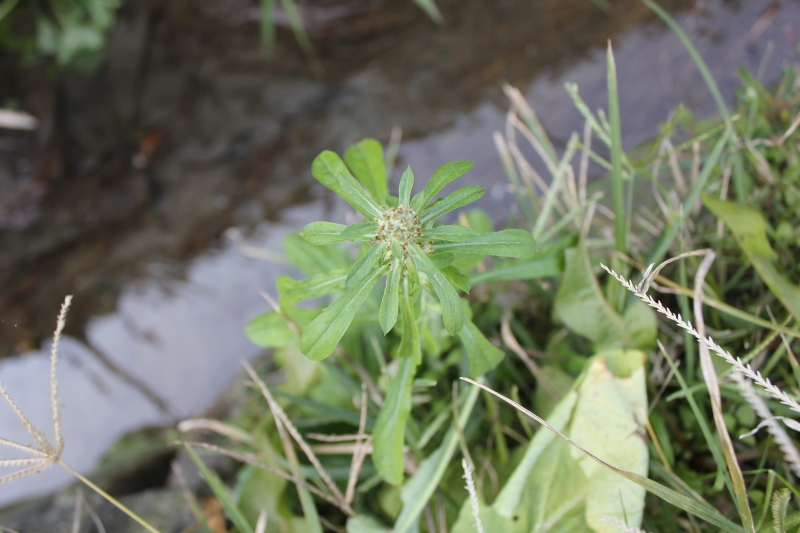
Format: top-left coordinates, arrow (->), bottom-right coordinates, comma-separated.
342,221 -> 379,242
279,0 -> 323,77
398,279 -> 421,363
460,318 -> 504,377
344,139 -> 388,203
380,259 -> 401,334
399,166 -> 414,207
420,186 -> 484,224
410,160 -> 475,211
185,445 -> 255,533
408,243 -> 465,335
347,242 -> 389,287
393,382 -> 482,533
300,221 -> 347,245
312,151 -> 382,218
607,42 -> 626,260
703,194 -> 800,324
433,229 -> 537,258
423,224 -> 478,243
373,357 -> 417,485
276,269 -> 348,309
300,265 -> 387,360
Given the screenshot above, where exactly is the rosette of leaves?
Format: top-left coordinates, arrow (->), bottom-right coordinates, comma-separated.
295,139 -> 538,365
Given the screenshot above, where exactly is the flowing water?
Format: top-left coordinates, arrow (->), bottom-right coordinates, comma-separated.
0,0 -> 797,506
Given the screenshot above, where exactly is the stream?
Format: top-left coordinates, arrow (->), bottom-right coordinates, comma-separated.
0,0 -> 797,506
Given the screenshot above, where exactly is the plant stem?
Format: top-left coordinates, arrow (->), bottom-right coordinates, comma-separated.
58,460 -> 162,533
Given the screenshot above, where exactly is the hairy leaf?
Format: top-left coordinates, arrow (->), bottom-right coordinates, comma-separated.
397,280 -> 421,363
300,221 -> 347,245
312,151 -> 382,218
410,160 -> 474,211
380,259 -> 401,334
347,242 -> 389,287
344,139 -> 388,204
341,221 -> 379,242
423,224 -> 478,243
420,186 -> 484,224
300,265 -> 387,360
399,166 -> 414,207
276,269 -> 348,310
434,229 -> 537,258
408,243 -> 465,335
373,357 -> 416,485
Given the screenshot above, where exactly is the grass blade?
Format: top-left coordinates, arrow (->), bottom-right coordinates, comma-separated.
185,445 -> 255,533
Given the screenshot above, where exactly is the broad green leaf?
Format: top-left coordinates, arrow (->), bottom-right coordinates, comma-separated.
420,186 -> 484,224
342,221 -> 379,242
453,350 -> 649,533
703,193 -> 800,324
347,242 -> 389,286
185,446 -> 255,533
408,243 -> 465,335
344,139 -> 388,203
284,233 -> 351,275
463,208 -> 493,234
433,229 -> 537,258
312,151 -> 382,218
410,160 -> 474,211
394,382 -> 481,533
459,318 -> 504,377
442,266 -> 471,293
622,299 -> 657,350
347,515 -> 391,533
380,259 -> 401,334
423,224 -> 478,243
555,246 -> 627,349
300,265 -> 387,360
245,308 -> 322,348
373,357 -> 417,485
397,279 -> 421,363
300,221 -> 347,245
399,166 -> 414,207
245,311 -> 297,348
276,269 -> 348,310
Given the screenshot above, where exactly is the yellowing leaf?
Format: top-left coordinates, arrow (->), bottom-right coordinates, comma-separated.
453,350 -> 648,533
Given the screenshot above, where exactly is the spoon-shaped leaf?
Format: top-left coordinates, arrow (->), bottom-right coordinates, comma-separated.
410,160 -> 474,211
420,186 -> 484,225
399,166 -> 414,207
433,229 -> 537,258
300,222 -> 347,245
312,151 -> 382,218
344,139 -> 388,204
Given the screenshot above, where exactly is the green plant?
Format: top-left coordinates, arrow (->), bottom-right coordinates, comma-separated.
0,0 -> 120,66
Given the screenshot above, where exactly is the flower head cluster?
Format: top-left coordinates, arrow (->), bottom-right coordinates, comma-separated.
375,204 -> 432,255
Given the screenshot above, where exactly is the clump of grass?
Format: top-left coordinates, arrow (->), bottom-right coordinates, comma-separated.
0,295 -> 162,533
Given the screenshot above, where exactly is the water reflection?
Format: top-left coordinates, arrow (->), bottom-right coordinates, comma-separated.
1,0 -> 798,506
